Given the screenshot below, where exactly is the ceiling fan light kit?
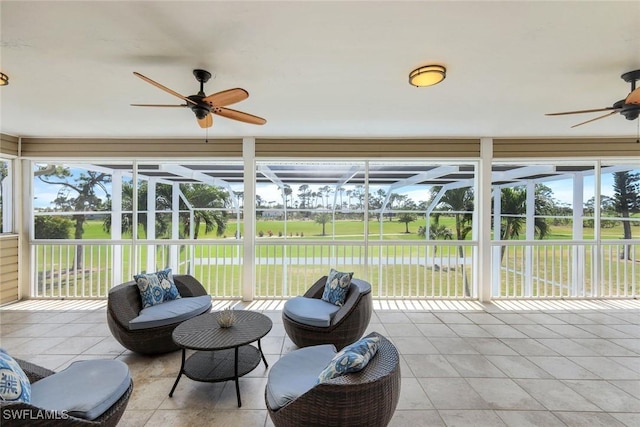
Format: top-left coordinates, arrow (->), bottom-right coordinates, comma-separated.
132,69 -> 266,129
546,69 -> 640,128
0,72 -> 9,86
409,65 -> 446,87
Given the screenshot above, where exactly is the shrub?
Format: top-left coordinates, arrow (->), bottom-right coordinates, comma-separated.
34,215 -> 72,239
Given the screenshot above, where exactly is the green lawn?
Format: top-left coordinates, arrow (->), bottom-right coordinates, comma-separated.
64,216 -> 637,242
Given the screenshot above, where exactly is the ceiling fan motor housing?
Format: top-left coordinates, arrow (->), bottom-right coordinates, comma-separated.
186,94 -> 211,119
621,70 -> 640,120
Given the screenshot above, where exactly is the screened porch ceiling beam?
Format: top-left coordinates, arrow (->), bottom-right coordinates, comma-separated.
158,164 -> 239,209
492,165 -> 555,182
257,165 -> 286,190
380,166 -> 458,212
334,166 -> 361,189
72,164 -> 176,187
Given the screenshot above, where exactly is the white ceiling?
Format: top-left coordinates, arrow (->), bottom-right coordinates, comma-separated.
1,1 -> 640,140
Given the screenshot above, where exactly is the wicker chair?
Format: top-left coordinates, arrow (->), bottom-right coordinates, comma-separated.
283,276 -> 373,350
0,359 -> 133,427
266,332 -> 401,427
107,274 -> 211,355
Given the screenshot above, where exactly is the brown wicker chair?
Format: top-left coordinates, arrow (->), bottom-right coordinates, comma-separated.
107,274 -> 211,355
266,332 -> 401,427
0,358 -> 133,427
283,276 -> 373,350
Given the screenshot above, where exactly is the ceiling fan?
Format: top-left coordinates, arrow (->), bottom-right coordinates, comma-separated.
546,69 -> 640,128
131,69 -> 266,128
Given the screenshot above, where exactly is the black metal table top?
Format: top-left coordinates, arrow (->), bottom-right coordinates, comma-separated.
172,311 -> 273,351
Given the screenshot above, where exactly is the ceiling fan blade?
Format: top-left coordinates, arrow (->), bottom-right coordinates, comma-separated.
626,87 -> 640,104
545,107 -> 616,116
198,114 -> 213,128
133,72 -> 197,106
203,88 -> 249,107
213,107 -> 267,125
570,111 -> 618,128
130,104 -> 187,107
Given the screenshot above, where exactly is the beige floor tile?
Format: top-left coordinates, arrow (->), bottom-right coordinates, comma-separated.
611,412 -> 640,427
445,354 -> 506,378
404,354 -> 459,378
568,356 -> 640,380
563,379 -> 640,412
429,337 -> 479,354
485,355 -> 553,379
527,356 -> 601,380
500,338 -> 560,356
396,377 -> 434,410
419,378 -> 487,410
393,336 -> 439,354
553,411 -> 627,427
416,323 -> 457,337
438,409 -> 506,427
465,338 -> 518,355
479,324 -> 528,339
494,410 -> 565,427
466,378 -> 545,410
389,410 -> 445,426
515,379 -> 601,411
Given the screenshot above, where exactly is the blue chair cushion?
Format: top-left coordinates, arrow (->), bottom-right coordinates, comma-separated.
0,349 -> 31,403
30,359 -> 131,421
266,344 -> 336,411
317,335 -> 380,383
321,268 -> 353,306
283,296 -> 340,328
129,295 -> 211,330
133,267 -> 181,309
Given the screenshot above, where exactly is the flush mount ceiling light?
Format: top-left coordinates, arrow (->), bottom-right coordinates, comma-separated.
409,65 -> 446,87
0,73 -> 8,86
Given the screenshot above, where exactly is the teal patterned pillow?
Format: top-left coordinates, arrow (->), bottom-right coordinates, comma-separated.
317,336 -> 380,383
321,269 -> 353,306
134,268 -> 181,309
0,349 -> 31,403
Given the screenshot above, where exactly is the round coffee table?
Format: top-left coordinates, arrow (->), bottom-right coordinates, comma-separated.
169,310 -> 272,407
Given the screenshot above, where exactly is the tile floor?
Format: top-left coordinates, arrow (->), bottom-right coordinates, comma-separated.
1,298 -> 640,427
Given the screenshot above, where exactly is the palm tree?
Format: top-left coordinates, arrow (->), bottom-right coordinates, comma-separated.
297,184 -> 309,208
314,212 -> 331,236
346,189 -> 353,208
180,184 -> 230,239
433,186 -> 474,297
419,214 -> 454,271
499,186 -> 551,242
282,185 -> 292,208
613,171 -> 640,259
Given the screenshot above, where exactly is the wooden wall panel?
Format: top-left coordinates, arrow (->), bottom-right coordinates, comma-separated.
494,138 -> 640,158
255,138 -> 481,158
0,134 -> 19,156
0,236 -> 19,305
20,138 -> 243,158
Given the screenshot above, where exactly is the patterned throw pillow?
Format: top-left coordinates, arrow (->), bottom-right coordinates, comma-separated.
0,349 -> 31,403
134,267 -> 181,309
321,268 -> 353,306
317,335 -> 380,383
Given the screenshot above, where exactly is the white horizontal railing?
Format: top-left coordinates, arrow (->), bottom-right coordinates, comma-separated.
492,240 -> 640,298
254,240 -> 476,299
30,239 -> 639,300
31,240 -> 243,299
